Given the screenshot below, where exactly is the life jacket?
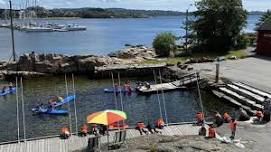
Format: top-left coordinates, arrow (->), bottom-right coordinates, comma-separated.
136,122 -> 145,129
80,124 -> 88,133
208,127 -> 216,138
60,127 -> 70,135
156,118 -> 165,127
223,113 -> 231,122
256,110 -> 263,118
228,120 -> 237,129
196,112 -> 204,121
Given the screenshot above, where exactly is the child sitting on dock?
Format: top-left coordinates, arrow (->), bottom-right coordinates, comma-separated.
60,127 -> 71,139
135,122 -> 148,135
155,118 -> 165,129
195,112 -> 204,126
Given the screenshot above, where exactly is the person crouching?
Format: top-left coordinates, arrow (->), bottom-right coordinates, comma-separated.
60,127 -> 71,139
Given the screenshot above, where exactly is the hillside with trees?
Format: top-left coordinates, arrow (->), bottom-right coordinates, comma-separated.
0,7 -> 185,18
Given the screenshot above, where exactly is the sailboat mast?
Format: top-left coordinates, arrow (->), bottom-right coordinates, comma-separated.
9,0 -> 16,62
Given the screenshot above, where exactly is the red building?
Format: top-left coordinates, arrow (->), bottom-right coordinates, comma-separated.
256,18 -> 271,56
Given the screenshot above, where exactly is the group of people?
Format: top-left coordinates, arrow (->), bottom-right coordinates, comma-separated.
1,82 -> 13,93
60,124 -> 108,139
196,96 -> 271,140
35,95 -> 64,112
114,81 -> 132,93
196,111 -> 238,140
135,118 -> 165,135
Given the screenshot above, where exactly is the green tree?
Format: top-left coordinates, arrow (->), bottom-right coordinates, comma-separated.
153,32 -> 176,57
189,0 -> 247,52
256,10 -> 271,27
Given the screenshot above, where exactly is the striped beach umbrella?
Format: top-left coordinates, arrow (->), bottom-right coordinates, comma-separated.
87,110 -> 127,125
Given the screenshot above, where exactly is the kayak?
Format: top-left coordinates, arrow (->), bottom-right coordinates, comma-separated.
54,95 -> 75,107
104,88 -> 133,93
0,87 -> 16,96
32,107 -> 68,115
31,95 -> 75,115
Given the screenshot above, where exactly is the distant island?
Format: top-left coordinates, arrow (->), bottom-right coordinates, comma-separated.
0,7 -> 185,19
0,7 -> 265,19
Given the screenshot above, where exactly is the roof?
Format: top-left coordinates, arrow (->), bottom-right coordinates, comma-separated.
257,18 -> 271,31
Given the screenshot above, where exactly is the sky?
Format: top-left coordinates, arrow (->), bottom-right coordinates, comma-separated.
0,0 -> 270,12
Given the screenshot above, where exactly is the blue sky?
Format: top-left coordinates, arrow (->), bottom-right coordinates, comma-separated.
0,0 -> 270,11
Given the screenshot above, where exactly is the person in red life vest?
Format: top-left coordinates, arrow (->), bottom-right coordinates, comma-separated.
123,81 -> 132,93
255,108 -> 264,123
60,127 -> 71,139
135,122 -> 148,135
155,118 -> 165,129
208,124 -> 216,138
80,124 -> 88,136
223,112 -> 232,123
195,112 -> 204,126
228,118 -> 237,140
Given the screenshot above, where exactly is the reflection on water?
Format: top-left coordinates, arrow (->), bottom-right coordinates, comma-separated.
0,75 -> 234,142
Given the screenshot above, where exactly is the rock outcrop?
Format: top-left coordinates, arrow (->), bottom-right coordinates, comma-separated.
3,45 -> 157,75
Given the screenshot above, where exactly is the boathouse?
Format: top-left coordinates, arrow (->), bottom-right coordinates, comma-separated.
256,18 -> 271,56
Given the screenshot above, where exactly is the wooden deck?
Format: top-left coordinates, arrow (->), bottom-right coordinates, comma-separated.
0,124 -> 201,152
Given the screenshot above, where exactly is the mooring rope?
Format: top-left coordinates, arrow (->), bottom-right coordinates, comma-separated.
65,74 -> 72,133
15,77 -> 20,143
72,74 -> 78,135
117,72 -> 124,112
158,69 -> 169,125
20,77 -> 26,142
110,72 -> 118,110
153,70 -> 163,120
196,72 -> 205,124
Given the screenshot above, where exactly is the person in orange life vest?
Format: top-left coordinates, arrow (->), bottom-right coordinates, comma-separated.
80,124 -> 88,136
228,118 -> 237,140
155,118 -> 165,129
195,112 -> 204,126
60,127 -> 70,139
255,108 -> 264,122
223,112 -> 232,123
208,124 -> 216,138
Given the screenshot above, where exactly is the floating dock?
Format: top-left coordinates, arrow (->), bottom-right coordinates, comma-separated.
0,124 -> 201,152
137,73 -> 198,94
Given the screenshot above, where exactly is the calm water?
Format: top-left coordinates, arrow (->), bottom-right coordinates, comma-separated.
0,15 -> 260,60
0,76 -> 235,142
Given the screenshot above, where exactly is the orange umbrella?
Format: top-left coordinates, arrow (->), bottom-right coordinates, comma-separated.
87,110 -> 127,125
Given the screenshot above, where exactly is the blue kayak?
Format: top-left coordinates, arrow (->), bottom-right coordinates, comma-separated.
54,95 -> 75,107
32,95 -> 75,115
104,88 -> 133,93
0,87 -> 16,96
32,107 -> 68,115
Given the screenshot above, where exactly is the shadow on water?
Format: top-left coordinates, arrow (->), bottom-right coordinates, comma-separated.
0,75 -> 235,142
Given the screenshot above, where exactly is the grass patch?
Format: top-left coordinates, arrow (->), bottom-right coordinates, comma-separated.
142,49 -> 248,65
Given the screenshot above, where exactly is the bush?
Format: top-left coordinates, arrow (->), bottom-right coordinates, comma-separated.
153,32 -> 176,57
235,34 -> 249,49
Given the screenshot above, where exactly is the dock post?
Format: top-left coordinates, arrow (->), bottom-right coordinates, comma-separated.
215,62 -> 220,83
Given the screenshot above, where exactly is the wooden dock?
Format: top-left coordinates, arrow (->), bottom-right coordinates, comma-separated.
137,73 -> 198,94
0,124 -> 201,152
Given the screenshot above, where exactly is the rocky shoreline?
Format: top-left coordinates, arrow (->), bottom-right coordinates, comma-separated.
0,45 -> 157,79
